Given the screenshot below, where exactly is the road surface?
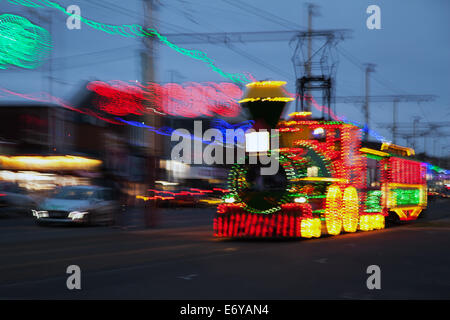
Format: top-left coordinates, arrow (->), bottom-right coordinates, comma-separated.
0,199 -> 449,299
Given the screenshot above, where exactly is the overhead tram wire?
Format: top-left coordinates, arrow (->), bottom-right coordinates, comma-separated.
174,3 -> 294,81
222,0 -> 306,30
171,2 -> 442,149
226,43 -> 292,80
183,1 -> 264,25
48,45 -> 140,70
85,0 -> 291,82
53,0 -> 197,71
87,0 -> 199,34
84,0 -> 298,80
340,49 -> 436,139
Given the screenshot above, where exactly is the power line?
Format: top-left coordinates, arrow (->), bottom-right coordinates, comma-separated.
222,0 -> 306,30
226,43 -> 291,80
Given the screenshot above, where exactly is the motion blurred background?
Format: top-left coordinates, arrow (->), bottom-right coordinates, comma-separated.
0,0 -> 449,222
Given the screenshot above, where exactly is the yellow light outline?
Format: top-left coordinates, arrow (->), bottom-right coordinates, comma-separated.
342,186 -> 359,233
381,142 -> 415,156
238,97 -> 294,103
359,147 -> 390,157
288,111 -> 312,117
246,81 -> 287,87
294,177 -> 348,183
325,185 -> 342,235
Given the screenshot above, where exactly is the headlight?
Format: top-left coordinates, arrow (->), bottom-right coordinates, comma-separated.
32,210 -> 49,218
294,197 -> 307,203
224,197 -> 235,203
68,211 -> 88,220
313,127 -> 325,139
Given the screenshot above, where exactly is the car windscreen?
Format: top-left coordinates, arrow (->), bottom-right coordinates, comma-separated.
52,188 -> 96,200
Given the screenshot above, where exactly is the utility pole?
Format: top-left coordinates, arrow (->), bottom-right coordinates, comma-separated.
433,139 -> 437,157
304,3 -> 317,113
337,94 -> 435,143
306,4 -> 316,80
392,99 -> 398,144
363,63 -> 376,141
48,10 -> 53,98
160,9 -> 350,117
141,0 -> 161,227
378,121 -> 449,153
412,116 -> 420,151
293,5 -> 348,116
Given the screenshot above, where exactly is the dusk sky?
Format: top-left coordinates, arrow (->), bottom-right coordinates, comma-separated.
1,0 -> 449,156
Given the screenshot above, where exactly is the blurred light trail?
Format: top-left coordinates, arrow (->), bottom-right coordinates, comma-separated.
210,118 -> 254,143
0,14 -> 52,69
0,87 -> 125,125
0,86 -> 241,147
137,187 -> 230,201
1,85 -> 388,143
88,80 -> 242,118
114,117 -> 238,148
0,155 -> 101,171
7,0 -> 250,84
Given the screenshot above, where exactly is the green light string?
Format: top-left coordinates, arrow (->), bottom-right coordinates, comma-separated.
393,189 -> 421,206
227,152 -> 307,214
7,0 -> 250,84
365,190 -> 382,213
0,14 -> 52,69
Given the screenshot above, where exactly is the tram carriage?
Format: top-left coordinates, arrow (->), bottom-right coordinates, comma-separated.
214,81 -> 427,238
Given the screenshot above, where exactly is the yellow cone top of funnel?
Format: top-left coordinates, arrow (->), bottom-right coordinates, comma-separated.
238,81 -> 295,103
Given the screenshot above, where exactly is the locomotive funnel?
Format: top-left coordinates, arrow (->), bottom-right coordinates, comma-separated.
239,81 -> 294,130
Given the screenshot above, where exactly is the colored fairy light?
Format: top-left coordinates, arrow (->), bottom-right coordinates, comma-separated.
381,142 -> 415,156
359,214 -> 385,231
8,0 -> 250,84
392,189 -> 421,206
288,111 -> 312,118
239,81 -> 294,103
324,184 -> 342,235
0,14 -> 52,69
360,148 -> 389,158
342,186 -> 359,233
300,218 -> 321,238
216,81 -> 429,238
365,190 -> 383,213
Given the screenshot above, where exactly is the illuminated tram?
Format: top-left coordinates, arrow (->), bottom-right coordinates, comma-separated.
214,81 -> 427,238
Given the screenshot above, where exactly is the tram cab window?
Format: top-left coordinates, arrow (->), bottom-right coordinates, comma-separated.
333,129 -> 341,151
367,158 -> 381,187
307,166 -> 319,177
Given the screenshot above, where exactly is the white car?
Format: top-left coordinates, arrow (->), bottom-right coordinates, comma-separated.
33,185 -> 118,226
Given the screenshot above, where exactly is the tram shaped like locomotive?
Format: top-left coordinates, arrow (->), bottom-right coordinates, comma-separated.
214,81 -> 427,238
